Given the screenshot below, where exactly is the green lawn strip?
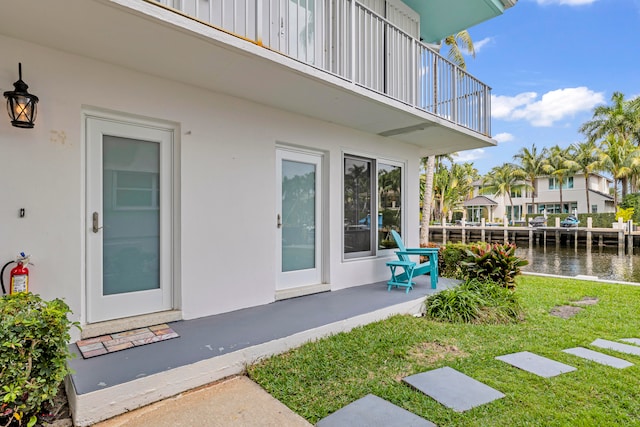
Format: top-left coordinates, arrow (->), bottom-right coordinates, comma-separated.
247,276 -> 640,426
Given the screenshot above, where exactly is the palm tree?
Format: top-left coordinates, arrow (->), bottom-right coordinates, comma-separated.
443,30 -> 475,69
449,162 -> 479,221
513,144 -> 545,214
420,31 -> 475,245
568,140 -> 599,213
580,92 -> 640,146
598,134 -> 640,206
433,160 -> 450,222
420,155 -> 436,245
433,160 -> 478,223
542,145 -> 575,213
482,163 -> 524,223
580,92 -> 640,197
429,155 -> 455,222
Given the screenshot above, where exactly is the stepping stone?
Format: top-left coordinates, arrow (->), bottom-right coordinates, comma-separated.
563,347 -> 633,369
620,338 -> 640,346
591,339 -> 640,356
316,394 -> 435,427
402,367 -> 504,412
495,351 -> 576,378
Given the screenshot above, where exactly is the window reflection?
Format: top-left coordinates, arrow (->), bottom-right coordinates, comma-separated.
378,163 -> 401,249
344,157 -> 372,255
343,156 -> 403,256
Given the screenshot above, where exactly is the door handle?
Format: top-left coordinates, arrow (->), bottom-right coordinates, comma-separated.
92,212 -> 103,233
277,214 -> 282,229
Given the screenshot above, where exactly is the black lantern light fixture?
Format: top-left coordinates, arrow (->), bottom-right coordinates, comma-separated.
4,63 -> 39,129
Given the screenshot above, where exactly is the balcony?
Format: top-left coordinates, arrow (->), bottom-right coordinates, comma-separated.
0,0 -> 499,154
154,0 -> 491,137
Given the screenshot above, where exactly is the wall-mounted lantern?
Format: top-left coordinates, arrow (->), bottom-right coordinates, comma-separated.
4,63 -> 39,129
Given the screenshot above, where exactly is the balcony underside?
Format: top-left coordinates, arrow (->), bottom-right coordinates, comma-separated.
0,0 -> 495,156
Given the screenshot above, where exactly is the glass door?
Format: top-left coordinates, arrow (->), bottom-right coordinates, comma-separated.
86,116 -> 173,323
276,149 -> 322,290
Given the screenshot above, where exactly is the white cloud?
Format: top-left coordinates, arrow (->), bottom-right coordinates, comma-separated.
492,92 -> 537,119
493,132 -> 514,143
454,149 -> 486,163
472,37 -> 493,54
491,87 -> 604,127
535,0 -> 597,5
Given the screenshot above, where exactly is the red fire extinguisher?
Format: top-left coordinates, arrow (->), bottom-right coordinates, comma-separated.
10,253 -> 30,294
1,252 -> 30,295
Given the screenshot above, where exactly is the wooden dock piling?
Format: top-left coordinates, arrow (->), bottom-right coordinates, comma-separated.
426,222 -> 638,254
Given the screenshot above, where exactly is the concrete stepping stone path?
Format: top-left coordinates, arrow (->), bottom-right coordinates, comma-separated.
562,347 -> 633,369
316,394 -> 436,427
320,339 -> 637,424
402,367 -> 505,412
591,339 -> 640,356
496,351 -> 576,378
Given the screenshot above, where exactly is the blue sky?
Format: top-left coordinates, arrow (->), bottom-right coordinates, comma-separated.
450,0 -> 640,174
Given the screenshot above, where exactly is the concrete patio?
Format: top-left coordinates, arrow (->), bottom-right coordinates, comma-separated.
66,276 -> 457,426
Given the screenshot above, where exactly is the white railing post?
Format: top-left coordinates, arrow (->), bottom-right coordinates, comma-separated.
451,65 -> 457,124
411,39 -> 416,106
486,87 -> 491,136
256,0 -> 262,45
350,0 -> 356,82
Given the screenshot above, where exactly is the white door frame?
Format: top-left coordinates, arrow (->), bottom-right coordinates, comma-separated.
275,148 -> 325,298
85,112 -> 176,323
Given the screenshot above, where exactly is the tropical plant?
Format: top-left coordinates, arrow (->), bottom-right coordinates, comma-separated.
420,155 -> 436,245
542,145 -> 576,212
423,278 -> 522,324
461,242 -> 529,289
482,163 -> 525,222
615,207 -> 634,222
569,140 -> 600,213
443,30 -> 475,69
0,293 -> 79,427
423,280 -> 485,323
580,91 -> 640,147
513,144 -> 546,213
580,91 -> 640,196
598,134 -> 640,205
620,193 -> 640,224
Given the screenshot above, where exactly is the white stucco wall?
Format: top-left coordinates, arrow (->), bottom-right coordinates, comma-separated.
0,34 -> 422,339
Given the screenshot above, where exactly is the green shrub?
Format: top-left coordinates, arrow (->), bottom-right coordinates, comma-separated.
462,242 -> 528,289
424,279 -> 522,324
620,193 -> 640,224
438,243 -> 473,279
0,293 -> 79,427
423,281 -> 484,323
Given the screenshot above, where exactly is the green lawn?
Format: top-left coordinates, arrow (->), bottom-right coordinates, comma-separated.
248,276 -> 640,426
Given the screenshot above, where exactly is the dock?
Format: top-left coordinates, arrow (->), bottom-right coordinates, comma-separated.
428,218 -> 638,255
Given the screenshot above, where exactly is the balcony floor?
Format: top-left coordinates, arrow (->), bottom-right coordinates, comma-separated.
66,275 -> 458,425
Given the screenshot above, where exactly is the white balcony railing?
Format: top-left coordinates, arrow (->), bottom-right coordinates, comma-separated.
152,0 -> 491,136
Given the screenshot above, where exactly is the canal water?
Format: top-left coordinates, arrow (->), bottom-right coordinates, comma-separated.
515,246 -> 640,283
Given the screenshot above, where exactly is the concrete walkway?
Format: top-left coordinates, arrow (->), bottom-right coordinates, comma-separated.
93,376 -> 311,427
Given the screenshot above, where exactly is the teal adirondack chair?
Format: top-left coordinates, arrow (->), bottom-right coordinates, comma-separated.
385,230 -> 438,292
